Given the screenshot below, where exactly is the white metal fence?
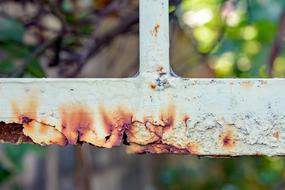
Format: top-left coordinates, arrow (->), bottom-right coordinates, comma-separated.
0,0 -> 284,156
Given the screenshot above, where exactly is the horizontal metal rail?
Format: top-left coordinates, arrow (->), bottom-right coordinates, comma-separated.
0,0 -> 284,156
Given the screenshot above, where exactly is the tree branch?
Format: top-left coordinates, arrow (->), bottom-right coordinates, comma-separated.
268,9 -> 285,77
65,10 -> 139,77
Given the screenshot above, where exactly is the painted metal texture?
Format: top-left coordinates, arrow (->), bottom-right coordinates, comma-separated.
1,0 -> 285,156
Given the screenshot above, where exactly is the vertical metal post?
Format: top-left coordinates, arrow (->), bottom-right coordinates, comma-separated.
139,0 -> 170,76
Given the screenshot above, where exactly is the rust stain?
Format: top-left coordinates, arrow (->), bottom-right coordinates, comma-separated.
37,117 -> 50,134
127,104 -> 176,144
23,120 -> 67,145
151,23 -> 160,37
187,143 -> 199,155
47,138 -> 67,145
127,142 -> 198,154
21,116 -> 34,133
159,104 -> 176,131
219,126 -> 236,149
10,93 -> 68,145
255,152 -> 262,156
125,105 -> 194,154
99,104 -> 133,147
273,131 -> 280,140
147,122 -> 164,138
149,83 -> 157,90
22,94 -> 38,120
156,66 -> 164,74
39,121 -> 48,134
9,97 -> 192,154
60,103 -> 94,145
241,81 -> 254,89
11,93 -> 39,133
21,116 -> 33,124
0,122 -> 33,144
98,103 -> 178,151
99,104 -> 112,135
11,101 -> 20,120
182,115 -> 190,124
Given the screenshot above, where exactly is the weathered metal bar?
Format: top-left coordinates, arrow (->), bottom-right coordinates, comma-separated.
1,78 -> 285,156
0,0 -> 284,156
139,0 -> 170,76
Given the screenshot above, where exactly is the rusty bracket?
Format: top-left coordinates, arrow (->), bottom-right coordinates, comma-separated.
0,0 -> 285,156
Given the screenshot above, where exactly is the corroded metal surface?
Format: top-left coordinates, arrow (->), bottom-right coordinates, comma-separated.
1,78 -> 285,156
1,0 -> 285,156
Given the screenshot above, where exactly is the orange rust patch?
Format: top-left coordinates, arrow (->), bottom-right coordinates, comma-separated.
21,117 -> 35,133
182,115 -> 190,124
147,122 -> 165,139
149,83 -> 157,90
11,101 -> 20,120
0,122 -> 33,144
22,94 -> 38,120
12,93 -> 38,122
11,93 -> 39,133
99,104 -> 133,147
159,104 -> 176,131
22,120 -> 67,145
273,131 -> 280,140
60,103 -> 94,145
219,127 -> 236,149
127,143 -> 197,154
99,104 -> 112,135
241,81 -> 254,88
151,23 -> 160,37
187,143 -> 199,155
156,66 -> 164,74
255,152 -> 262,156
39,122 -> 48,134
37,117 -> 49,134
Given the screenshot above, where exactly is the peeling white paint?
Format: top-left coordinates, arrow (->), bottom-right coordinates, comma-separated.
0,0 -> 284,156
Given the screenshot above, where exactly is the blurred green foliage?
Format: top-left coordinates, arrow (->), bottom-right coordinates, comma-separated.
177,0 -> 285,77
0,144 -> 46,187
159,157 -> 285,190
0,19 -> 46,77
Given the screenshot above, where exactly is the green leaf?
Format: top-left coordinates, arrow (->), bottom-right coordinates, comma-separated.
4,144 -> 46,170
0,19 -> 25,42
255,21 -> 277,43
1,42 -> 30,58
0,59 -> 15,74
26,59 -> 47,78
0,165 -> 11,184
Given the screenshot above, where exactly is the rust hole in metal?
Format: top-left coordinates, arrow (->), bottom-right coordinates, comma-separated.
99,104 -> 133,146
